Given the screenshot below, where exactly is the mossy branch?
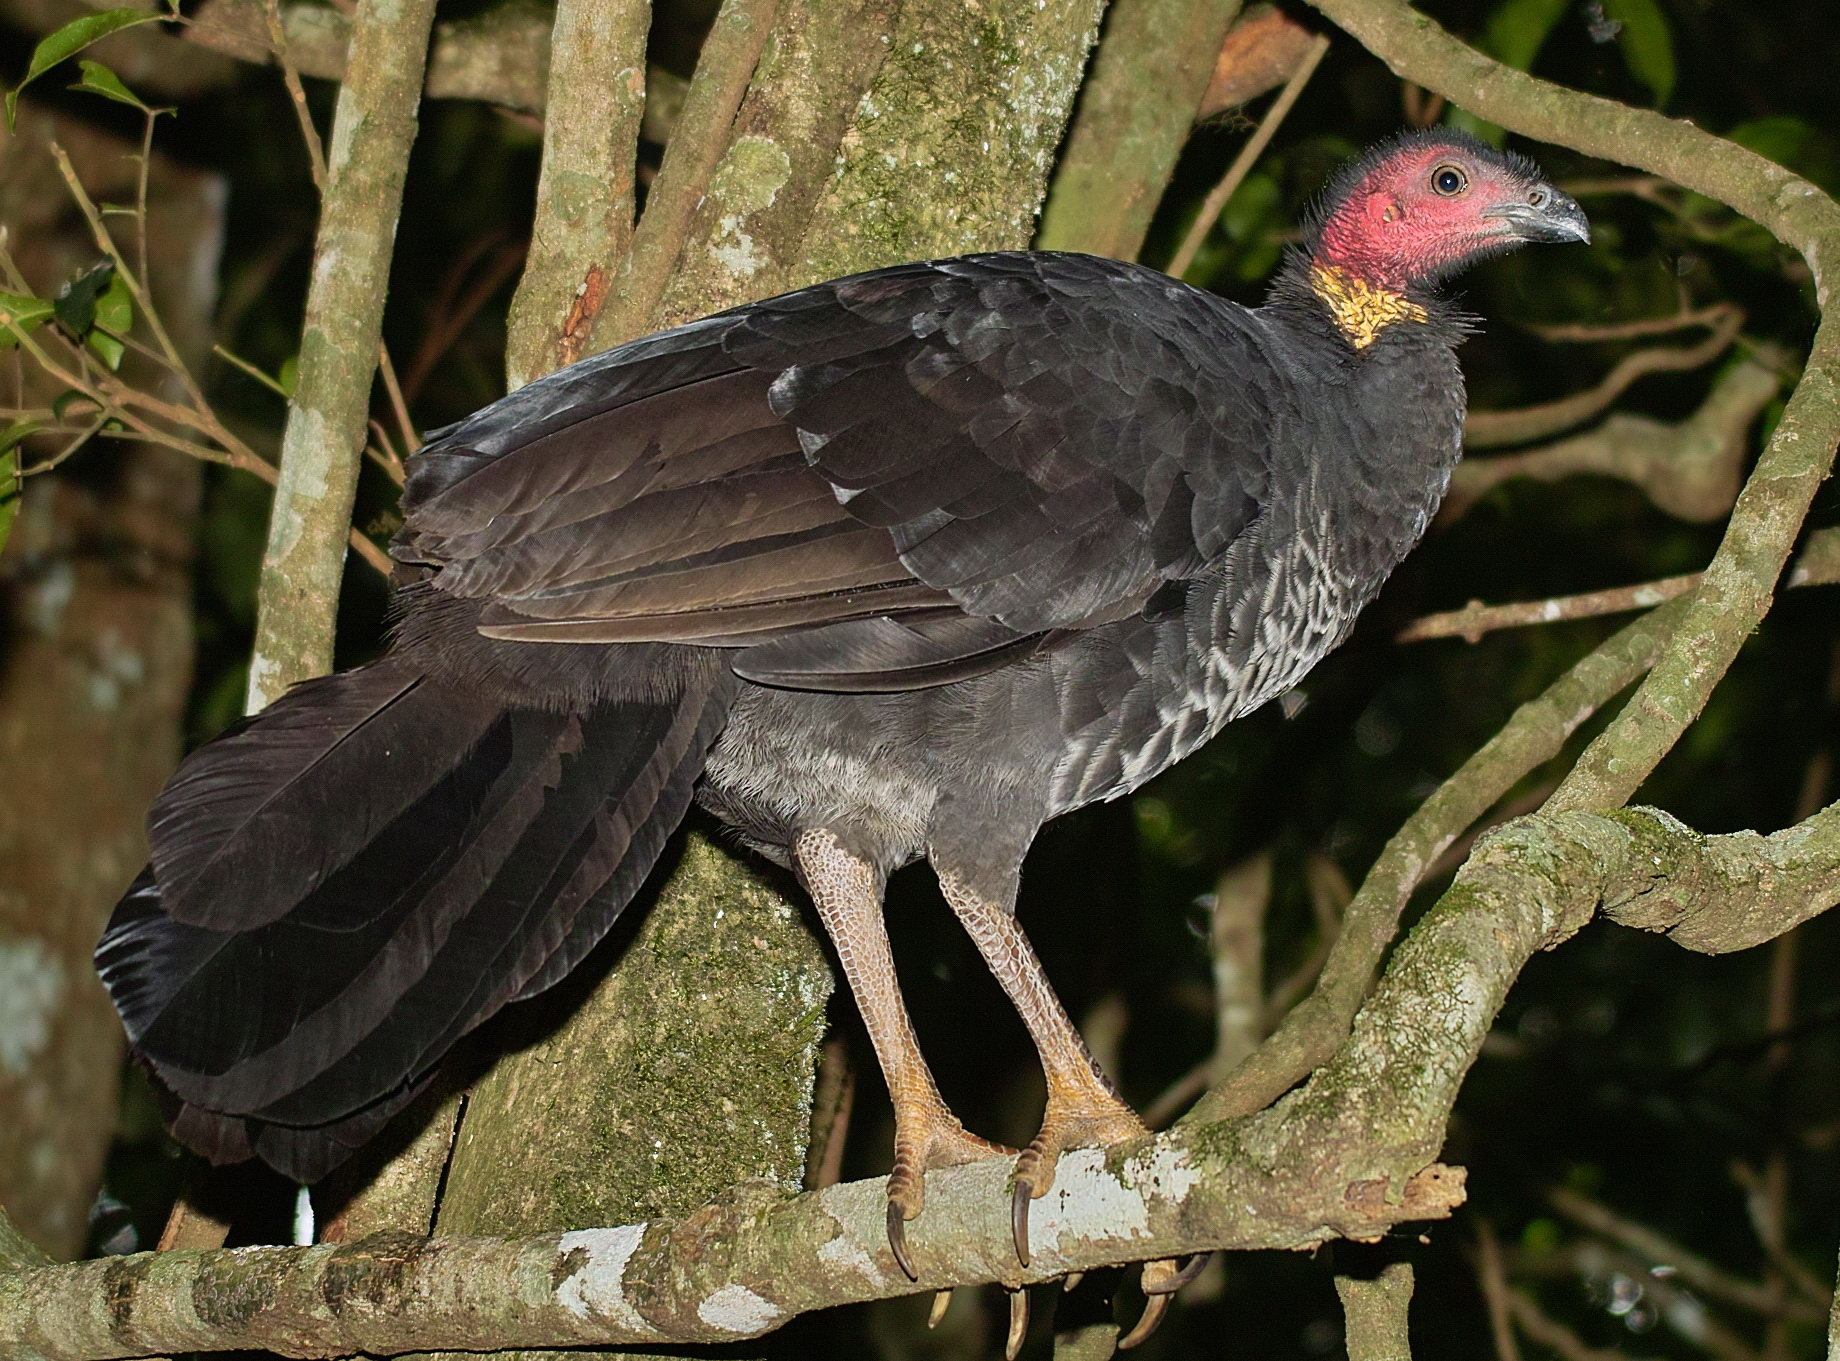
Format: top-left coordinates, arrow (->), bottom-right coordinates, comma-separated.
1034,0 -> 1245,259
10,794 -> 1837,1358
502,0 -> 651,387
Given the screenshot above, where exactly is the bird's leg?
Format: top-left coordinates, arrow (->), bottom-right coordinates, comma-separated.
937,872 -> 1149,1259
793,829 -> 1008,1279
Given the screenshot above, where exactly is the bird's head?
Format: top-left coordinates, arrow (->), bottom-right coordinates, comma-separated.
1302,131 -> 1588,346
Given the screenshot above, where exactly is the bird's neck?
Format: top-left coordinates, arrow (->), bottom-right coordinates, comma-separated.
1266,250 -> 1459,354
1305,262 -> 1429,351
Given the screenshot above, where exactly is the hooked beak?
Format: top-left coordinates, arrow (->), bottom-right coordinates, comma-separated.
1482,185 -> 1591,244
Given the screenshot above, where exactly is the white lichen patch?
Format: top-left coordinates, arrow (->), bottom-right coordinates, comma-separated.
697,1282 -> 782,1334
816,1232 -> 880,1283
0,936 -> 66,1075
1028,1147 -> 1152,1262
705,137 -> 793,283
554,1224 -> 650,1333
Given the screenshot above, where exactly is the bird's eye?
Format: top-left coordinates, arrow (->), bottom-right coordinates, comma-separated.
1431,164 -> 1468,196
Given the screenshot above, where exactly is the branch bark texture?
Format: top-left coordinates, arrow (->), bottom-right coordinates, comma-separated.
13,789 -> 1835,1358
501,0 -> 650,387
1035,0 -> 1244,259
245,0 -> 437,707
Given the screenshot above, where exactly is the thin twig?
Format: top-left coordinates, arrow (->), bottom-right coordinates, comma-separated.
377,341 -> 417,457
1168,32 -> 1331,279
213,344 -> 290,398
1474,1222 -> 1525,1361
1527,300 -> 1736,344
267,0 -> 328,192
1398,573 -> 1703,644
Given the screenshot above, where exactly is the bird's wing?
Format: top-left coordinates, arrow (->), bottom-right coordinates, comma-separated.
395,253 -> 1278,687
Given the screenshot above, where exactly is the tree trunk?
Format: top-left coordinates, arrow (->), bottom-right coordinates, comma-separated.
0,107 -> 220,1261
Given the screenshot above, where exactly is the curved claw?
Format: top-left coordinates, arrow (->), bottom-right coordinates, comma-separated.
1118,1253 -> 1210,1350
1145,1252 -> 1212,1294
1005,1286 -> 1030,1361
887,1201 -> 917,1281
1061,1270 -> 1084,1293
1117,1289 -> 1168,1351
927,1289 -> 952,1329
1011,1177 -> 1033,1266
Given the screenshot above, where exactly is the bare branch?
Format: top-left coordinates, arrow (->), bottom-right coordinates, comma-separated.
1035,0 -> 1248,259
501,0 -> 650,386
1463,305 -> 1743,450
595,0 -> 777,345
245,0 -> 437,708
1166,32 -> 1330,279
1335,1259 -> 1416,1361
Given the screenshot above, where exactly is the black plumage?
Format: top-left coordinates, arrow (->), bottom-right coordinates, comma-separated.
98,133 -> 1587,1204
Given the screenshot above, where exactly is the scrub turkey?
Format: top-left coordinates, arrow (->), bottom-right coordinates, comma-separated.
98,131 -> 1586,1281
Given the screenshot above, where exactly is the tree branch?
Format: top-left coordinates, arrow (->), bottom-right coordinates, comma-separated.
0,1147 -> 1465,1360
1187,598 -> 1682,1125
244,0 -> 437,708
1335,1259 -> 1416,1361
1461,304 -> 1744,450
501,0 -> 650,386
1448,344 -> 1782,523
1035,0 -> 1247,259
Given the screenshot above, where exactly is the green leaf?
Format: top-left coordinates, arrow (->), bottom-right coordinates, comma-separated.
88,329 -> 125,369
6,9 -> 158,128
69,58 -> 147,111
277,353 -> 299,398
0,444 -> 19,559
93,266 -> 132,333
0,290 -> 53,348
0,419 -> 41,455
1602,0 -> 1675,105
54,261 -> 115,335
1482,0 -> 1569,70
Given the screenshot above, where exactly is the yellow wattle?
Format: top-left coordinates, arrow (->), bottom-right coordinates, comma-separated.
1308,264 -> 1429,350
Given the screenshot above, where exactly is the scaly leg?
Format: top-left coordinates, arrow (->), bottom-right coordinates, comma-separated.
794,829 -> 1007,1279
940,869 -> 1210,1349
937,870 -> 1147,1261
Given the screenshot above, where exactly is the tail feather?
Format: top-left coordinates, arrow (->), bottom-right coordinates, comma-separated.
96,652 -> 738,1182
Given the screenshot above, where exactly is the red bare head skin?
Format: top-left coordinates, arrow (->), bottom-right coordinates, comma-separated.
1310,131 -> 1588,293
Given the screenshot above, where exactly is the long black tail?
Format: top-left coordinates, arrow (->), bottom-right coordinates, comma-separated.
96,652 -> 736,1182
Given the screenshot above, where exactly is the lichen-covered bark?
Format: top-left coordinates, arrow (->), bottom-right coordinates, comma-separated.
436,837 -> 831,1235
502,0 -> 650,388
245,0 -> 437,708
1335,1260 -> 1414,1361
592,0 -> 780,348
792,0 -> 1108,279
654,0 -> 898,318
1035,0 -> 1243,258
0,109 -> 217,1262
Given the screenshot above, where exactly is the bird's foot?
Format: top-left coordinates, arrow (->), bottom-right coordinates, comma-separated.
1009,1092 -> 1147,1265
885,1107 -> 1011,1280
1009,1090 -> 1206,1349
